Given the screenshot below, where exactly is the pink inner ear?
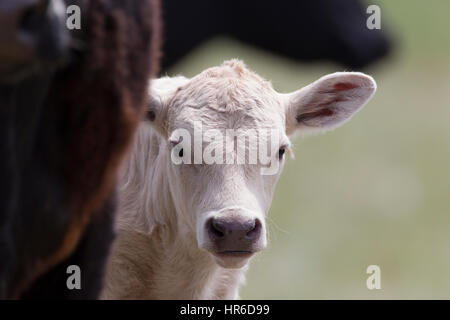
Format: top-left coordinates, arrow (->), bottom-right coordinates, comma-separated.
334,82 -> 359,91
296,108 -> 334,124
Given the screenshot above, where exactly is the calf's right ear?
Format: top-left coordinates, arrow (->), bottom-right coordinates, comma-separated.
146,93 -> 168,137
145,76 -> 189,137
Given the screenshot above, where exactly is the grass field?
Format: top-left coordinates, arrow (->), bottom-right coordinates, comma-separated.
167,1 -> 450,299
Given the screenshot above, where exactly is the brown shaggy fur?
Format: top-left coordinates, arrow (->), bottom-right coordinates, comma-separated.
3,0 -> 160,299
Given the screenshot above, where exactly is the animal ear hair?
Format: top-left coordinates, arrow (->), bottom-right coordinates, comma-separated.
145,93 -> 168,136
284,72 -> 376,136
145,76 -> 189,137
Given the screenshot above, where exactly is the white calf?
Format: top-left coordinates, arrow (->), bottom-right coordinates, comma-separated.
102,60 -> 376,299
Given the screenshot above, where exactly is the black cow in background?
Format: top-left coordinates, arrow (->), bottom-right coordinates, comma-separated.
0,0 -> 160,299
160,0 -> 391,71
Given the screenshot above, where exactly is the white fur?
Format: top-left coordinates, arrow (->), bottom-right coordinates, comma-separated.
102,60 -> 376,299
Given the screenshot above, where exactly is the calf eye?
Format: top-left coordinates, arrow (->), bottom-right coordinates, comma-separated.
146,110 -> 156,122
278,147 -> 286,160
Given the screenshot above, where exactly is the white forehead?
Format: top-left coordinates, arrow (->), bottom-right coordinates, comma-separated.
167,60 -> 285,132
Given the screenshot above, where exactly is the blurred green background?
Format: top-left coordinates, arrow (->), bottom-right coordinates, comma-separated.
166,0 -> 450,299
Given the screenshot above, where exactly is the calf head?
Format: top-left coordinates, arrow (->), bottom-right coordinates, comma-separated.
147,60 -> 376,268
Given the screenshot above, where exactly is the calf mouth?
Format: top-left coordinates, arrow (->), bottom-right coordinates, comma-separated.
209,249 -> 257,269
216,250 -> 254,258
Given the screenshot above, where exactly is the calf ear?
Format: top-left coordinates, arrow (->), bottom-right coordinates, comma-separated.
145,76 -> 189,137
146,93 -> 168,136
284,72 -> 376,136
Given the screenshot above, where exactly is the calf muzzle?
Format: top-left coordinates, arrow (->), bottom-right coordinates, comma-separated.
207,215 -> 263,254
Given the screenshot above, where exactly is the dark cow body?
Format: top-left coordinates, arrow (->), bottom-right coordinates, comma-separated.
0,0 -> 160,299
21,191 -> 117,299
160,0 -> 391,71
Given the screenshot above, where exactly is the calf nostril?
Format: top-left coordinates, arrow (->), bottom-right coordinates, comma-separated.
208,217 -> 262,242
246,219 -> 261,240
208,218 -> 225,239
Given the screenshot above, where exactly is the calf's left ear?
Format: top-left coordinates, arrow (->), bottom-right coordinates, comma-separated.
284,72 -> 376,136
